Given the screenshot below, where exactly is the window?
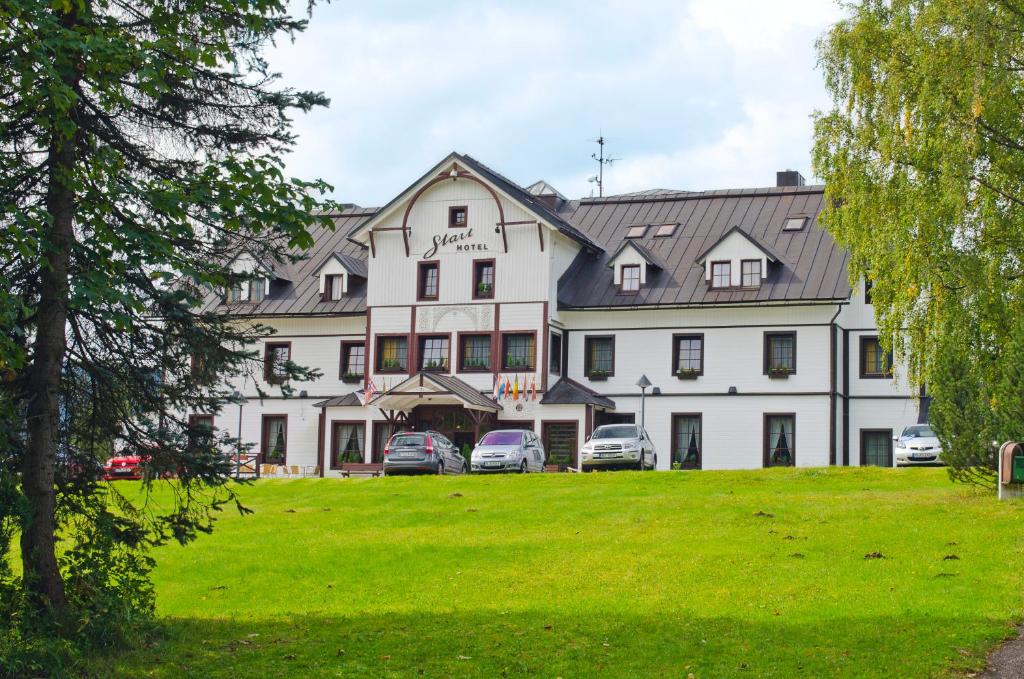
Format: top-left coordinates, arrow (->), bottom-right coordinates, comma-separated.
418,335 -> 449,371
764,414 -> 795,467
264,342 -> 291,383
783,216 -> 808,231
861,429 -> 893,467
331,422 -> 365,468
340,342 -> 365,381
502,333 -> 536,370
672,414 -> 702,469
711,261 -> 731,288
621,265 -> 641,292
741,259 -> 762,287
417,261 -> 439,300
764,332 -> 796,374
449,206 -> 467,228
376,336 -> 408,372
864,278 -> 874,304
654,223 -> 678,237
261,415 -> 287,464
473,259 -> 495,299
323,275 -> 344,301
189,414 -> 214,430
672,334 -> 704,376
249,278 -> 266,303
225,282 -> 243,303
549,332 -> 562,375
584,336 -> 615,378
860,336 -> 893,378
459,334 -> 491,372
626,225 -> 648,238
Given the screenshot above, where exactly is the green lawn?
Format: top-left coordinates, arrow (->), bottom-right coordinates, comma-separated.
98,468 -> 1024,678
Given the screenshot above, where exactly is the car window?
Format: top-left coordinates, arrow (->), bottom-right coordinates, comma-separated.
592,425 -> 639,439
480,431 -> 525,446
391,434 -> 425,446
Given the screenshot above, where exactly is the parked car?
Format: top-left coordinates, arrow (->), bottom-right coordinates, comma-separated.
471,429 -> 546,473
894,425 -> 944,466
56,450 -> 104,484
383,430 -> 467,475
102,451 -> 146,480
580,424 -> 657,471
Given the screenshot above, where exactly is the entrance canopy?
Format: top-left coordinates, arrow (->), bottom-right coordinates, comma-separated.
368,372 -> 502,415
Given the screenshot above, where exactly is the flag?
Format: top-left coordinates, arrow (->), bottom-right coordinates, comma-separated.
505,376 -> 512,400
497,377 -> 506,400
361,380 -> 378,405
530,376 -> 538,401
513,375 -> 520,400
493,375 -> 501,399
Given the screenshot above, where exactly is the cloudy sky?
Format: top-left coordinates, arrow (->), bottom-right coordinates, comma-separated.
268,0 -> 846,206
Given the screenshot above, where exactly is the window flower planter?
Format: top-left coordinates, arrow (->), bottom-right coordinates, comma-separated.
341,373 -> 363,384
768,367 -> 792,379
676,369 -> 700,380
588,371 -> 609,381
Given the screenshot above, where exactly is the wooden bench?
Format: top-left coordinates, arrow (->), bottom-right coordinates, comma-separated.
340,462 -> 384,478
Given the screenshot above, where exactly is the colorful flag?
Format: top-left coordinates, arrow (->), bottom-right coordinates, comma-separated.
497,377 -> 505,400
530,376 -> 538,401
513,375 -> 520,400
361,379 -> 378,405
505,376 -> 512,400
493,375 -> 501,399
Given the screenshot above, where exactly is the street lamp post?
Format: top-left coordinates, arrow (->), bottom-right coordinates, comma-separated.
636,374 -> 652,429
231,391 -> 248,478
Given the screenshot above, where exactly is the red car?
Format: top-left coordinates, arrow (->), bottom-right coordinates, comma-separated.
102,453 -> 145,481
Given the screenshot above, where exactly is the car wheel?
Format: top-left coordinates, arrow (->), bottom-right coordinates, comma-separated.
519,460 -> 528,474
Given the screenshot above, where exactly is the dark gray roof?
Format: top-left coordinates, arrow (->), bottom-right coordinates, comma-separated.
313,392 -> 363,408
419,372 -> 502,411
540,378 -> 616,409
557,185 -> 851,308
324,252 -> 367,279
202,207 -> 375,316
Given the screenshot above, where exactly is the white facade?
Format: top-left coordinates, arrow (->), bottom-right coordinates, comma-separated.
196,154 -> 921,476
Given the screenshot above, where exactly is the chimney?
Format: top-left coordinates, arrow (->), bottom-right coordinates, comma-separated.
776,170 -> 805,187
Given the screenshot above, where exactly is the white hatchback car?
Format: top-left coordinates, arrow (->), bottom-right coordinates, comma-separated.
894,424 -> 944,466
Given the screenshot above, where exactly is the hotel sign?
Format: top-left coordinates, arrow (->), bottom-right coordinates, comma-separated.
423,228 -> 490,258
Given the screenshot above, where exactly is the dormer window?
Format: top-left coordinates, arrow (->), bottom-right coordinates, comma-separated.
621,265 -> 641,292
741,260 -> 762,288
449,206 -> 467,228
783,216 -> 808,231
225,283 -> 243,303
250,278 -> 266,303
323,274 -> 344,301
711,261 -> 731,288
626,225 -> 648,238
654,223 -> 678,237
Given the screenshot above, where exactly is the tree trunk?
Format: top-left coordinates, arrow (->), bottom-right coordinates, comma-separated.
20,4 -> 84,614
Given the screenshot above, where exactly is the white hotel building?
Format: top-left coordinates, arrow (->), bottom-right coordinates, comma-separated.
198,152 -> 924,475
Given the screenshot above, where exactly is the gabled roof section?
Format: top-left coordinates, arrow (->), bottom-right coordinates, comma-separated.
540,378 -> 616,409
607,239 -> 667,271
368,372 -> 501,413
315,251 -> 367,279
526,180 -> 566,200
348,152 -> 602,254
229,248 -> 293,281
313,392 -> 364,408
694,225 -> 784,265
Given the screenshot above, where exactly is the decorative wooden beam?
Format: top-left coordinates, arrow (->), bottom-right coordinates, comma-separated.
537,222 -> 544,252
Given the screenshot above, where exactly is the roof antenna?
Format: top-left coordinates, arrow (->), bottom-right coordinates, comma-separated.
591,133 -> 619,198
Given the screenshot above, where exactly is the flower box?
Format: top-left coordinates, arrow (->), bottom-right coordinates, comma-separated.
341,373 -> 363,384
676,370 -> 700,380
768,367 -> 792,379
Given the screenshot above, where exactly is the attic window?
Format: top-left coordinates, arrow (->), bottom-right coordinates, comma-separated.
449,206 -> 468,228
654,223 -> 678,237
783,216 -> 808,231
625,225 -> 648,238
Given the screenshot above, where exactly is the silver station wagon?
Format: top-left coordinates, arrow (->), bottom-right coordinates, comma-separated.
470,429 -> 546,473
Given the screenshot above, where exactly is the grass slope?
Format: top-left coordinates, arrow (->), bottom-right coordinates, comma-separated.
101,468 -> 1024,678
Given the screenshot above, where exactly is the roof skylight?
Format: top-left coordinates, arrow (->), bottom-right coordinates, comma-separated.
654,223 -> 679,237
625,225 -> 649,238
783,216 -> 808,231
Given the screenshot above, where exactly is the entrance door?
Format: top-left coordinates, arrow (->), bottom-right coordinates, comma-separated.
542,421 -> 579,469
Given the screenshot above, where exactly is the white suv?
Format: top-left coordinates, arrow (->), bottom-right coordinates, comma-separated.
580,424 -> 657,471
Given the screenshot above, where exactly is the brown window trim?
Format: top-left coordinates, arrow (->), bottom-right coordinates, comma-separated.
763,412 -> 796,468
671,412 -> 703,470
860,428 -> 893,467
449,205 -> 468,228
417,260 -> 440,301
375,334 -> 410,374
417,333 -> 452,372
763,331 -> 797,375
261,414 -> 288,464
549,331 -> 562,376
620,264 -> 642,294
709,260 -> 732,289
263,341 -> 292,384
472,258 -> 495,300
340,340 -> 366,382
859,335 -> 893,379
541,419 -> 579,468
740,259 -> 762,288
671,333 -> 704,377
330,420 -> 366,470
457,331 -> 492,373
500,331 -> 538,371
583,335 -> 615,379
